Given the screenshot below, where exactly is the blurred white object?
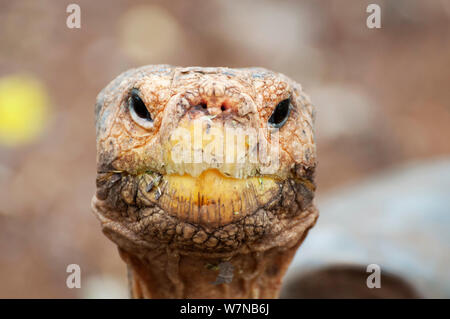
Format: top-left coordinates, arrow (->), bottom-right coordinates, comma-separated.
82,275 -> 128,299
285,158 -> 450,298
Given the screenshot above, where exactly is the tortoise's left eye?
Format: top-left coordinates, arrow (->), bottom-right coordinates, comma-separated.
129,88 -> 153,128
268,98 -> 291,128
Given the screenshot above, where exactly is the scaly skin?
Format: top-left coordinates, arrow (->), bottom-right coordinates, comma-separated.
92,65 -> 318,298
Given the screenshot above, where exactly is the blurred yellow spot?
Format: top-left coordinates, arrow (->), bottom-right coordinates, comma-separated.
118,5 -> 182,63
0,75 -> 50,146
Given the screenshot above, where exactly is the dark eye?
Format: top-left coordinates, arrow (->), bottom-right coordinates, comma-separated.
268,98 -> 291,128
129,88 -> 153,128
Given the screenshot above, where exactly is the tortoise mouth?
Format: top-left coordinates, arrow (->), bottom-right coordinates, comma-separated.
95,168 -> 284,227
145,169 -> 281,227
94,167 -> 315,253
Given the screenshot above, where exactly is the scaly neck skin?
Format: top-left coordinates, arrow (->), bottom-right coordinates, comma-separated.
119,241 -> 304,299
93,193 -> 318,299
92,196 -> 319,298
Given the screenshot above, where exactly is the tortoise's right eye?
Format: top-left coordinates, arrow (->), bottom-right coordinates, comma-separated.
129,89 -> 153,128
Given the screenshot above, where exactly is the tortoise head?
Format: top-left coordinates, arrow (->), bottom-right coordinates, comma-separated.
93,65 -> 317,255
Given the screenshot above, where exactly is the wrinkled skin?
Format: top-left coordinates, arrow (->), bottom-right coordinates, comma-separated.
92,65 -> 318,298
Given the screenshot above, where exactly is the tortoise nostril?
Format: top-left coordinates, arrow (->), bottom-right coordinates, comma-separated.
220,104 -> 227,111
201,102 -> 207,109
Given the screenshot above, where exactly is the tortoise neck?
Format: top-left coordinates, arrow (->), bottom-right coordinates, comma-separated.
119,244 -> 301,299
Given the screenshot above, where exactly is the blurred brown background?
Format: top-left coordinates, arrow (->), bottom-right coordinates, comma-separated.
0,0 -> 449,298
